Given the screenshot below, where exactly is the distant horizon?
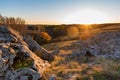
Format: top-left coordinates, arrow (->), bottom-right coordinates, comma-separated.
26,22 -> 120,25
25,19 -> 120,25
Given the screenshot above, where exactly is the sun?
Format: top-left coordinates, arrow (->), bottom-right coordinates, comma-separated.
64,9 -> 109,24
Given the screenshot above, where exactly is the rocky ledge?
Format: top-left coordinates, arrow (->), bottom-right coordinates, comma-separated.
0,26 -> 51,80
72,32 -> 120,59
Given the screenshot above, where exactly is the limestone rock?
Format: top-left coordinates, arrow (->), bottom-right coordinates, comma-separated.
10,68 -> 40,80
72,32 -> 120,59
86,32 -> 120,59
23,35 -> 54,61
71,41 -> 87,57
0,26 -> 50,80
49,74 -> 56,80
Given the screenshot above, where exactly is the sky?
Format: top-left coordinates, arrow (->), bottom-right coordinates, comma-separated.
0,0 -> 120,24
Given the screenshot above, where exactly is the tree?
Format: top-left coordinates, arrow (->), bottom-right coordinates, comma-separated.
36,26 -> 45,33
67,26 -> 79,36
0,14 -> 27,35
40,32 -> 51,42
53,26 -> 67,37
0,14 -> 5,25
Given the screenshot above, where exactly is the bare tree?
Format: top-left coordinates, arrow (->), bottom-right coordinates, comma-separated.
0,14 -> 27,35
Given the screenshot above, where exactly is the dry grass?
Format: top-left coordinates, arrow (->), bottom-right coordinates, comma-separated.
42,53 -> 104,80
43,38 -> 120,80
43,54 -> 120,80
43,40 -> 77,51
95,57 -> 120,76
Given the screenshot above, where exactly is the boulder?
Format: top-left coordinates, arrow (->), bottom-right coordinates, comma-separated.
23,35 -> 54,61
71,41 -> 87,57
0,26 -> 50,80
49,74 -> 56,80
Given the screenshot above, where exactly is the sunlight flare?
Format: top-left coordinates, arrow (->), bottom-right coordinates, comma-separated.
64,9 -> 109,24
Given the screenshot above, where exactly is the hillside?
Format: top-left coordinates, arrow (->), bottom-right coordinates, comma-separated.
42,24 -> 120,80
0,24 -> 120,80
27,23 -> 120,44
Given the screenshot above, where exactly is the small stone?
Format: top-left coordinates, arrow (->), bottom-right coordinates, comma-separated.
49,74 -> 56,80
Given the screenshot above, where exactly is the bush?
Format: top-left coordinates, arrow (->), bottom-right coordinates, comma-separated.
40,32 -> 51,43
67,26 -> 79,36
34,32 -> 51,45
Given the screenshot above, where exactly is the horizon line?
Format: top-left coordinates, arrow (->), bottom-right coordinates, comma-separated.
26,22 -> 120,25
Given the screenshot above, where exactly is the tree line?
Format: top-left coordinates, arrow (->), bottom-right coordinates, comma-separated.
28,25 -> 81,44
0,14 -> 82,44
0,14 -> 27,34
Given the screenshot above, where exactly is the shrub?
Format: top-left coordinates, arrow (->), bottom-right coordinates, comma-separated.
40,32 -> 51,43
34,32 -> 51,44
67,26 -> 79,36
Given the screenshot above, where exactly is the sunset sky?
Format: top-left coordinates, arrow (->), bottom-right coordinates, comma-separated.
0,0 -> 120,24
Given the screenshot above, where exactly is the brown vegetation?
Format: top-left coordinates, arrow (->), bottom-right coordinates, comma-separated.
0,14 -> 27,34
43,39 -> 120,80
67,26 -> 79,36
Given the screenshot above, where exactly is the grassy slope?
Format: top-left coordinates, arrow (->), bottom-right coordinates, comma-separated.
43,41 -> 120,80
42,24 -> 120,80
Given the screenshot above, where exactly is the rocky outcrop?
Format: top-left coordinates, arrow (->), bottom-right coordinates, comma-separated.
71,41 -> 87,57
86,32 -> 120,59
23,36 -> 54,61
0,26 -> 50,80
72,32 -> 120,59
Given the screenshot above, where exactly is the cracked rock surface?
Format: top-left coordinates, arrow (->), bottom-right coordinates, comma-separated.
72,32 -> 120,59
0,26 -> 50,80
